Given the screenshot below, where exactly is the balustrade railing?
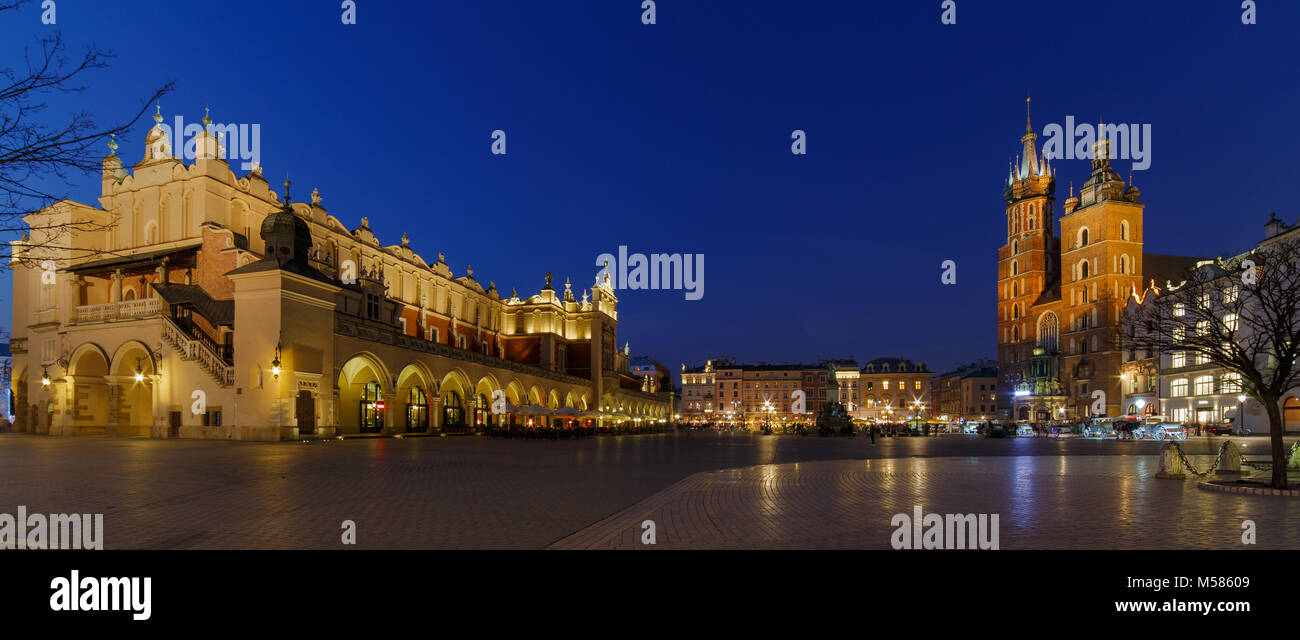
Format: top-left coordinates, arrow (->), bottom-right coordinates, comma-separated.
74,298 -> 165,323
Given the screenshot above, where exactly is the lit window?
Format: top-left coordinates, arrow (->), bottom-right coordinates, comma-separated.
1173,303 -> 1186,317
1223,285 -> 1239,304
1171,379 -> 1189,397
1223,313 -> 1238,332
1171,352 -> 1186,367
1221,373 -> 1243,393
1194,375 -> 1214,396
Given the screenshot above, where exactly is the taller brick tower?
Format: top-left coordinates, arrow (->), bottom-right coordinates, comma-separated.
996,97 -> 1058,419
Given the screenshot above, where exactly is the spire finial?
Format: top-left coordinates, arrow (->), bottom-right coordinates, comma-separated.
283,178 -> 292,204
153,104 -> 163,125
1025,91 -> 1032,134
1069,181 -> 1074,198
107,133 -> 118,155
202,105 -> 212,127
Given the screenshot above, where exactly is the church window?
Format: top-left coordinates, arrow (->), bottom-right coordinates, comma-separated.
1036,312 -> 1059,352
1120,220 -> 1130,241
1078,227 -> 1090,248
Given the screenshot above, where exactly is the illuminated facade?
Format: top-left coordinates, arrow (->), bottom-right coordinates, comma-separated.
931,361 -> 997,422
857,358 -> 931,421
680,357 -> 929,423
996,101 -> 1198,422
1125,215 -> 1300,433
9,109 -> 672,440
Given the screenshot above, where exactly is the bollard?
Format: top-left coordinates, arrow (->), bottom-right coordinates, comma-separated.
1155,441 -> 1186,479
1216,441 -> 1243,475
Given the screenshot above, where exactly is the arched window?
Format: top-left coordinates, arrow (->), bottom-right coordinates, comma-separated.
1037,312 -> 1059,352
1080,260 -> 1090,279
406,387 -> 428,431
1194,375 -> 1214,396
1120,220 -> 1130,241
442,390 -> 464,428
1078,227 -> 1090,248
1011,260 -> 1019,276
360,381 -> 383,433
474,394 -> 489,426
1118,255 -> 1128,275
1013,240 -> 1019,254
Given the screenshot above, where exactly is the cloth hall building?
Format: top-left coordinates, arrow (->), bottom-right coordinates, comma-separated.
8,109 -> 672,440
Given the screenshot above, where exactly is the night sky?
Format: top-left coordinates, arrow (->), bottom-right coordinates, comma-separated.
2,0 -> 1297,377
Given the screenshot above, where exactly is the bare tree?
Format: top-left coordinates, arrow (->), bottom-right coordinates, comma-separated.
1125,235 -> 1300,489
1,0 -> 172,263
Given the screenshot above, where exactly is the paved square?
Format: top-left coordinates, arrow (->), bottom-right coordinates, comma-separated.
1,433 -> 1294,549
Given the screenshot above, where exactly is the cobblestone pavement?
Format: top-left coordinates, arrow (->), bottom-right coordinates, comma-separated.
0,432 -> 1294,549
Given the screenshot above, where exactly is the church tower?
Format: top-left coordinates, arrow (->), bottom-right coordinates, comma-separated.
996,97 -> 1058,418
1056,124 -> 1145,418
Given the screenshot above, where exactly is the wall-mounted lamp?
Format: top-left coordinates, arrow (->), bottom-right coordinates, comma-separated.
41,368 -> 50,386
271,342 -> 282,380
134,357 -> 145,383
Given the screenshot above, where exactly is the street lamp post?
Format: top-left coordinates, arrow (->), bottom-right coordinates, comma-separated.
1237,394 -> 1248,435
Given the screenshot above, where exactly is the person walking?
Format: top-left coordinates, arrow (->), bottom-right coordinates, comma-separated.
869,424 -> 877,444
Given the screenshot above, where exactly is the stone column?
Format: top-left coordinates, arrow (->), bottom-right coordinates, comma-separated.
104,376 -> 125,437
330,386 -> 341,436
383,391 -> 396,434
66,275 -> 83,315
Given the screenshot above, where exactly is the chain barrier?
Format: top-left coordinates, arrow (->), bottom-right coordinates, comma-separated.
1172,440 -> 1234,478
1159,440 -> 1246,478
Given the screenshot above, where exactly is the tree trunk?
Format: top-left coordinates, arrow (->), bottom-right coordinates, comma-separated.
1264,396 -> 1288,489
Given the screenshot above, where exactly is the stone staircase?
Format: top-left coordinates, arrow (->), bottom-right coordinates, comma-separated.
161,315 -> 235,387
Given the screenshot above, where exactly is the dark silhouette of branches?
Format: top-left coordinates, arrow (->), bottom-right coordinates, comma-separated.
1,0 -> 172,263
1125,236 -> 1300,488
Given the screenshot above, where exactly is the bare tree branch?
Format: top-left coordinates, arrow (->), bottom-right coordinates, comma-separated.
0,1 -> 173,261
1125,237 -> 1300,488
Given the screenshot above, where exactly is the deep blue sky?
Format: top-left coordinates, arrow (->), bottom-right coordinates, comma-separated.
2,0 -> 1297,376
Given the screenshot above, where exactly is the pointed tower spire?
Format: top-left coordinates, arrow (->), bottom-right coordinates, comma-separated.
1019,94 -> 1040,178
1025,91 -> 1032,135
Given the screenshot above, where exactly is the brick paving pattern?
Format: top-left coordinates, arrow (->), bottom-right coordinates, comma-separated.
0,432 -> 1294,549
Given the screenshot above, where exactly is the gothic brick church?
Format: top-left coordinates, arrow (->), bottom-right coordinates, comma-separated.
995,100 -> 1198,422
